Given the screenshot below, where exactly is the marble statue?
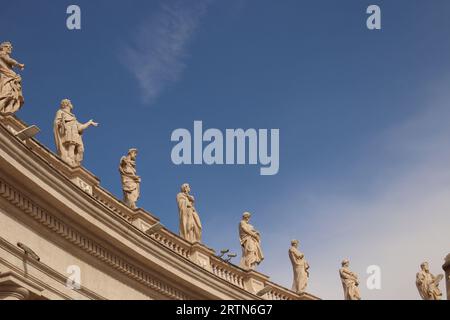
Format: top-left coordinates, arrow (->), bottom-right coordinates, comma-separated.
289,239 -> 309,293
53,99 -> 98,167
239,212 -> 264,270
0,42 -> 25,115
176,183 -> 202,243
416,262 -> 443,300
119,148 -> 140,209
340,259 -> 361,300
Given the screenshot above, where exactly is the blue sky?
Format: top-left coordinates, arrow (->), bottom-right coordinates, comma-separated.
2,0 -> 450,299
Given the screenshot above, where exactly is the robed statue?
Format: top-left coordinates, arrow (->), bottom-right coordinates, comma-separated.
340,259 -> 361,300
176,183 -> 202,243
119,148 -> 141,209
53,99 -> 98,167
0,41 -> 25,115
289,239 -> 309,293
416,262 -> 443,300
239,212 -> 264,270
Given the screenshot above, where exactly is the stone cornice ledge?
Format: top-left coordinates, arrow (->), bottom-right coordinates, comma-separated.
0,121 -> 261,300
0,116 -> 318,300
0,236 -> 107,300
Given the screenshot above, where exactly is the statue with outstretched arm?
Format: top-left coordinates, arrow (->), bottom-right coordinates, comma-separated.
0,41 -> 25,115
340,259 -> 361,300
54,99 -> 98,167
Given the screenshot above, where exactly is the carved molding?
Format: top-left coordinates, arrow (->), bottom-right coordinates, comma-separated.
0,237 -> 104,300
0,284 -> 30,300
0,117 -> 319,300
0,178 -> 188,300
151,232 -> 191,260
92,190 -> 134,222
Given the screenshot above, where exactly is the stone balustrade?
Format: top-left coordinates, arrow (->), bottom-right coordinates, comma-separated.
264,282 -> 303,300
151,231 -> 191,260
210,257 -> 246,289
0,114 -> 318,300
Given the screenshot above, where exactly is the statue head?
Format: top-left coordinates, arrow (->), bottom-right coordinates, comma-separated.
420,262 -> 429,272
291,239 -> 299,247
242,212 -> 251,221
60,99 -> 73,111
341,259 -> 350,267
128,148 -> 138,160
0,41 -> 12,54
181,183 -> 190,194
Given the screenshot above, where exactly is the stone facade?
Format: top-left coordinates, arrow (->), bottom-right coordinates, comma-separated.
0,115 -> 319,300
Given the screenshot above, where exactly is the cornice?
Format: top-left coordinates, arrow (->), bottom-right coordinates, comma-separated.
0,122 -> 260,300
0,236 -> 106,300
0,116 -> 318,300
0,178 -> 188,299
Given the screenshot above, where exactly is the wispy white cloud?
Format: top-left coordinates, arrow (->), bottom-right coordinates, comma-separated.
122,0 -> 210,104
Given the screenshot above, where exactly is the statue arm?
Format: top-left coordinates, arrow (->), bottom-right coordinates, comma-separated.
2,54 -> 24,69
240,222 -> 252,235
341,269 -> 357,281
177,195 -> 188,214
416,273 -> 425,286
416,273 -> 429,299
341,269 -> 349,279
54,111 -> 65,135
78,119 -> 99,132
241,222 -> 259,240
350,271 -> 359,281
119,157 -> 127,173
291,249 -> 303,260
120,158 -> 140,182
253,229 -> 261,241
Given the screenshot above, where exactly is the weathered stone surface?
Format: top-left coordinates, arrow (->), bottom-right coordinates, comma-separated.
340,259 -> 361,300
289,240 -> 309,294
239,212 -> 263,270
119,148 -> 140,209
0,42 -> 25,116
177,183 -> 202,243
416,262 -> 443,300
53,99 -> 98,167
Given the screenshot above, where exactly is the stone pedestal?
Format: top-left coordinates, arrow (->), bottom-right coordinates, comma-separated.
0,115 -> 101,196
189,243 -> 215,272
243,270 -> 269,295
131,208 -> 160,230
443,253 -> 450,300
0,115 -> 25,135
